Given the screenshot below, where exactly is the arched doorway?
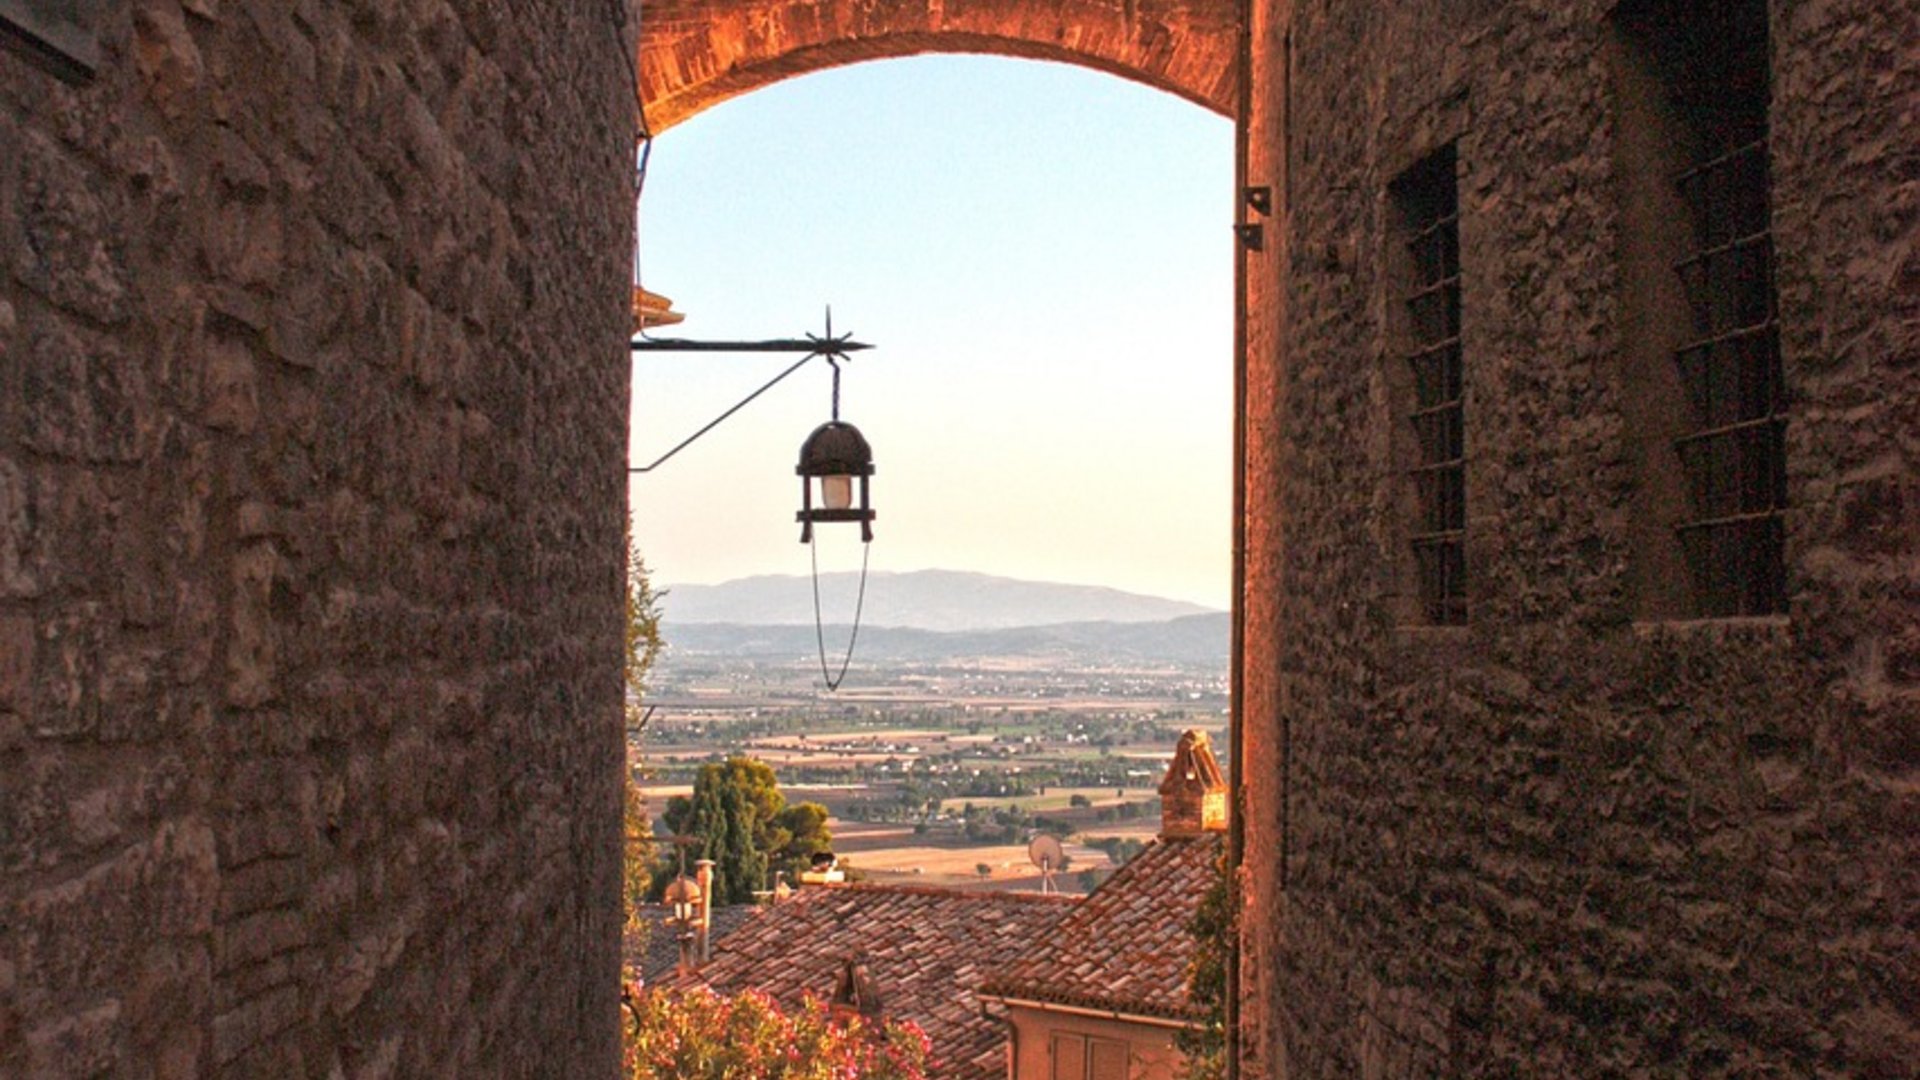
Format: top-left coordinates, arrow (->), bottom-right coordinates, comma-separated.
624,8 -> 1252,1071
638,0 -> 1239,132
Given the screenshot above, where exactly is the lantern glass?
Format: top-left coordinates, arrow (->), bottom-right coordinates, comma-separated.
822,474 -> 854,511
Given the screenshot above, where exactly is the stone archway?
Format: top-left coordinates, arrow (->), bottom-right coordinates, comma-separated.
638,0 -> 1240,132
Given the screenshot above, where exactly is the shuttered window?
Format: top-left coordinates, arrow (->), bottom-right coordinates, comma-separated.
1051,1033 -> 1129,1080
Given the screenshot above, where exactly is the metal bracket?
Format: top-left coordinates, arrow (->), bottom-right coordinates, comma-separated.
628,310 -> 873,474
0,0 -> 110,83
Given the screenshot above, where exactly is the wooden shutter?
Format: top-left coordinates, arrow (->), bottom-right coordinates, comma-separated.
1088,1038 -> 1129,1080
1051,1035 -> 1087,1080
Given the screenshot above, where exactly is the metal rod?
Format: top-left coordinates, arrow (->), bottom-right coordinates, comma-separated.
625,307 -> 875,470
628,352 -> 819,473
631,338 -> 872,353
627,309 -> 874,474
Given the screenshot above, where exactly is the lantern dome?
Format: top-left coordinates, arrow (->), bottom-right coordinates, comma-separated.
796,421 -> 875,478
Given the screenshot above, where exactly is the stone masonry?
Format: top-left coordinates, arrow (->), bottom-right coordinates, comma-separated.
2,2 -> 638,1075
3,0 -> 1914,1076
1239,0 -> 1918,1075
637,0 -> 1239,131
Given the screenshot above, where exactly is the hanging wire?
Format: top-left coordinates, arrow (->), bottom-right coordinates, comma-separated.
810,537 -> 871,692
809,346 -> 868,692
631,130 -> 655,339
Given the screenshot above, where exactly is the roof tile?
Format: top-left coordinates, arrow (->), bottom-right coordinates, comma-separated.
979,834 -> 1220,1021
654,885 -> 1076,1080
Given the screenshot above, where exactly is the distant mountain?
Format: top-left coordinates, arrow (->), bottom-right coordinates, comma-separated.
659,569 -> 1218,633
662,612 -> 1230,666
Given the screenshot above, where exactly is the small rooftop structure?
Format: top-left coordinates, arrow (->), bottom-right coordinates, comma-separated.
1158,728 -> 1228,839
830,953 -> 884,1025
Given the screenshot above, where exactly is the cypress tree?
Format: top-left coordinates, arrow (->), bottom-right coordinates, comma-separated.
714,782 -> 766,904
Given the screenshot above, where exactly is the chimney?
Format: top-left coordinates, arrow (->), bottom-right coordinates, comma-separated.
694,858 -> 715,963
798,850 -> 845,886
1158,729 -> 1228,838
830,954 -> 883,1028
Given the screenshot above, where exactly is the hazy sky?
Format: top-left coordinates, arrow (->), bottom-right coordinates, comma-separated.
627,56 -> 1234,609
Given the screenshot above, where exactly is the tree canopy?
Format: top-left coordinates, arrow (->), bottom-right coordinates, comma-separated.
624,528 -> 666,930
662,756 -> 833,904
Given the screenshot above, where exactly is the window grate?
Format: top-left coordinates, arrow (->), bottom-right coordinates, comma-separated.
1670,136 -> 1785,615
1397,150 -> 1466,625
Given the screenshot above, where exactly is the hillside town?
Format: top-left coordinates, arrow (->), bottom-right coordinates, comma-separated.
628,730 -> 1232,1079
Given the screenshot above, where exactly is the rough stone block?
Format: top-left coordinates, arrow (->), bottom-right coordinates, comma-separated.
0,613 -> 33,716
211,984 -> 301,1065
11,134 -> 128,325
30,604 -> 103,740
19,320 -> 145,463
224,541 -> 279,707
16,819 -> 218,1003
201,334 -> 260,434
0,456 -> 37,598
133,0 -> 205,122
25,1001 -> 123,1078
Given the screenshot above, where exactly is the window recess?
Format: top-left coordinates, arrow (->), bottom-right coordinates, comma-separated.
1669,133 -> 1784,616
1613,0 -> 1781,619
1394,146 -> 1467,626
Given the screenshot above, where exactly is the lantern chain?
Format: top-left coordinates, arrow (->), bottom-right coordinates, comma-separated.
811,536 -> 870,692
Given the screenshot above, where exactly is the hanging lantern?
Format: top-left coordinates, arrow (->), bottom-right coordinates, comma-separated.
796,420 -> 875,544
794,346 -> 874,694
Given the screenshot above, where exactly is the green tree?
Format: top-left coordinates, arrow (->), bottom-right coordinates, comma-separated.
624,530 -> 666,716
714,781 -> 766,904
1177,849 -> 1232,1080
623,528 -> 666,932
662,755 -> 832,902
774,800 -> 834,879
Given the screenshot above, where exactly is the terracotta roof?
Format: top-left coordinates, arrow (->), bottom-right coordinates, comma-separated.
626,904 -> 765,983
980,834 -> 1221,1022
655,884 -> 1077,1080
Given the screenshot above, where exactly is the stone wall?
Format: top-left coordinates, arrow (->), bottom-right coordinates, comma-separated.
1,1 -> 637,1075
1239,0 -> 1918,1075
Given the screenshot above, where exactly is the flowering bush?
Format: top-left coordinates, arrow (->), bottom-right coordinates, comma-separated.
625,986 -> 933,1080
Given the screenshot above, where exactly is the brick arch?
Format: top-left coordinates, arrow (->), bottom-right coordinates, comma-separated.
638,0 -> 1240,132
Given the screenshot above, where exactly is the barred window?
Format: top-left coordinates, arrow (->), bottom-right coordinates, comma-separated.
1672,138 -> 1782,615
1394,146 -> 1466,626
1616,0 -> 1782,617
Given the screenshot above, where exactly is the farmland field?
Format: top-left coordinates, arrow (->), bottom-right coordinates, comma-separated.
631,648 -> 1226,898
952,787 -> 1151,812
832,821 -> 1111,893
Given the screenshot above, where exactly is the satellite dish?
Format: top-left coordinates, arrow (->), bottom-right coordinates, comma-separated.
1027,834 -> 1066,894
